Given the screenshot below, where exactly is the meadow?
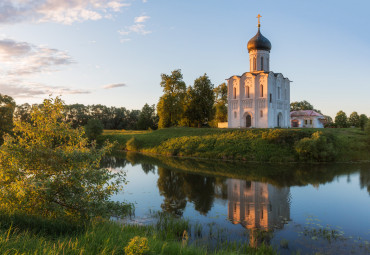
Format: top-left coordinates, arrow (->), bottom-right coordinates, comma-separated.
100,127 -> 370,162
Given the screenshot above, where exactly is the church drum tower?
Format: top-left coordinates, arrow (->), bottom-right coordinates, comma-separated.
227,15 -> 291,128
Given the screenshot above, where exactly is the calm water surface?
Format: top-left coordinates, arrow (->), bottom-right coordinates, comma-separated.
102,153 -> 370,255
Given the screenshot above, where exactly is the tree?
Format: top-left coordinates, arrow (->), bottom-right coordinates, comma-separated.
14,103 -> 32,123
348,112 -> 360,127
359,114 -> 368,131
365,120 -> 370,142
290,100 -> 322,114
84,119 -> 104,141
213,83 -> 228,123
335,110 -> 348,128
0,97 -> 129,221
137,103 -> 158,130
0,94 -> 16,144
182,74 -> 215,127
157,69 -> 186,128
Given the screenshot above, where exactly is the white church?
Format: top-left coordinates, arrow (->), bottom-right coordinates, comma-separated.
226,15 -> 291,128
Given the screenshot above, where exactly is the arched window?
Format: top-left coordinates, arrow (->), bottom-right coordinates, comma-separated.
233,87 -> 236,99
267,57 -> 269,71
234,112 -> 237,119
260,84 -> 263,97
253,57 -> 256,71
260,110 -> 263,117
269,93 -> 272,103
246,86 -> 250,98
261,57 -> 264,70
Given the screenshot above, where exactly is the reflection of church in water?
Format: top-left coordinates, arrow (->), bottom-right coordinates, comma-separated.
227,179 -> 290,242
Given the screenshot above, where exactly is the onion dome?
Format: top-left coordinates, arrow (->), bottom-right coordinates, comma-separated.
247,27 -> 272,52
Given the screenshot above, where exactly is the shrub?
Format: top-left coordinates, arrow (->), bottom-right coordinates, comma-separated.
124,236 -> 149,255
294,131 -> 338,161
126,137 -> 140,151
84,119 -> 104,141
365,121 -> 370,142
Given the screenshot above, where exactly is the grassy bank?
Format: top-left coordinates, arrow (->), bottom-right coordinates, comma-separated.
100,128 -> 370,162
0,212 -> 276,255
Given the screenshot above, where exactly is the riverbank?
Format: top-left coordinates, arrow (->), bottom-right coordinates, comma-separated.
0,212 -> 276,255
100,127 -> 370,162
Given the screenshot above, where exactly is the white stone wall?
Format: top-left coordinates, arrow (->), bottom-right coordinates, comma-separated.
249,50 -> 270,72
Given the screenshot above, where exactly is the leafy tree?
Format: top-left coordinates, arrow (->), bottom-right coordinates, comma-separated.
137,103 -> 158,130
0,94 -> 16,144
348,112 -> 360,127
359,114 -> 368,131
157,69 -> 186,128
213,83 -> 228,123
0,97 -> 129,221
290,100 -> 322,114
335,111 -> 348,128
182,74 -> 215,127
14,103 -> 32,123
365,120 -> 370,141
84,119 -> 104,141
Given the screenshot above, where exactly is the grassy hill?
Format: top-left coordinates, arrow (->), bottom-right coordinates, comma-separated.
100,128 -> 370,162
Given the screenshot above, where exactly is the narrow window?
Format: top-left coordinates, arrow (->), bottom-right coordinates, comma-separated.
261,57 -> 264,70
233,87 -> 236,99
253,57 -> 256,71
267,57 -> 269,70
246,86 -> 250,98
269,93 -> 272,103
260,110 -> 263,118
310,119 -> 312,125
278,87 -> 281,99
260,84 -> 263,97
305,120 -> 308,125
234,112 -> 237,119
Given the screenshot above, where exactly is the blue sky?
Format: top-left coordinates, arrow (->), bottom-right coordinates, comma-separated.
0,0 -> 369,118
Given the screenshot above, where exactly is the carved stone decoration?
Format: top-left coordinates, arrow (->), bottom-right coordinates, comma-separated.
245,77 -> 252,87
233,79 -> 238,87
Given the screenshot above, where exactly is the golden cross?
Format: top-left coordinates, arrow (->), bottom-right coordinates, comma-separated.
257,14 -> 262,26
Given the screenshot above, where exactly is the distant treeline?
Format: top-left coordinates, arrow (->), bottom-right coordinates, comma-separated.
14,103 -> 159,130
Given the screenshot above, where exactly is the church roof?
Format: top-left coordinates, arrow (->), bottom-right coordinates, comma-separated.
226,71 -> 291,81
247,27 -> 272,52
290,110 -> 324,118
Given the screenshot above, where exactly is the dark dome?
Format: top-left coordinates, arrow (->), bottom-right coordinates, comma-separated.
247,28 -> 271,52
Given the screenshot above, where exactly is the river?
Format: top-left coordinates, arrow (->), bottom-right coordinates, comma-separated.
102,153 -> 370,254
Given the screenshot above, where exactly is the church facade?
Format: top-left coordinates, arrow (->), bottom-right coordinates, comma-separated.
227,16 -> 291,128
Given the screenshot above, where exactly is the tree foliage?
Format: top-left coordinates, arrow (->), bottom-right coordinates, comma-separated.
182,74 -> 215,127
84,119 -> 104,141
348,112 -> 360,127
0,94 -> 16,144
290,100 -> 322,114
359,114 -> 368,131
0,97 -> 129,221
213,83 -> 228,123
137,104 -> 158,130
157,69 -> 186,128
335,110 -> 348,128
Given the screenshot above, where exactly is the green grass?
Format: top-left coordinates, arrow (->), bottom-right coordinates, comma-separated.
100,127 -> 370,162
0,212 -> 276,255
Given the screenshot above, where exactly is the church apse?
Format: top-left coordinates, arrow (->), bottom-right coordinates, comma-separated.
227,179 -> 291,247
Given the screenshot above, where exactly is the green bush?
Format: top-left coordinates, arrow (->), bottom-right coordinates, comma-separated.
365,121 -> 370,142
84,119 -> 104,141
294,131 -> 338,162
126,137 -> 140,151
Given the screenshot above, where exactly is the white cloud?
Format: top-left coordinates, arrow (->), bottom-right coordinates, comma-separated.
143,0 -> 148,3
103,83 -> 126,89
0,0 -> 131,25
120,38 -> 131,43
0,39 -> 74,76
0,38 -> 88,98
134,15 -> 150,23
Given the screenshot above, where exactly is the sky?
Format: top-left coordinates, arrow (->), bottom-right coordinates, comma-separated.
0,0 -> 369,118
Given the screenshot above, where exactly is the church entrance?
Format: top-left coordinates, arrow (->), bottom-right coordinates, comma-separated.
246,114 -> 252,128
291,119 -> 299,128
277,113 -> 283,127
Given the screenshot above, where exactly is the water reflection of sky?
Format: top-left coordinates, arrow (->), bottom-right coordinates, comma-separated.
107,154 -> 370,254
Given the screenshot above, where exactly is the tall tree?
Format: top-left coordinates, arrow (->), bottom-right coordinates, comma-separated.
359,114 -> 368,131
0,94 -> 16,144
348,112 -> 360,127
183,74 -> 215,127
213,83 -> 228,123
290,100 -> 322,114
335,110 -> 348,128
157,69 -> 186,128
137,103 -> 158,130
